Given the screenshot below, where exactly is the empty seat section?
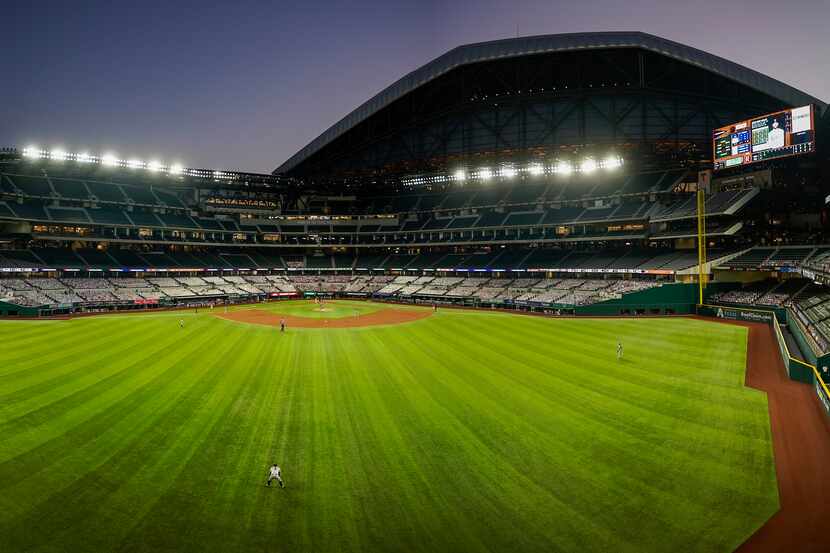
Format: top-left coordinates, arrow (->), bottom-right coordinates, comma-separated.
128,211 -> 163,227
475,211 -> 507,227
220,254 -> 257,268
503,212 -> 543,226
0,203 -> 16,218
440,192 -> 471,209
31,248 -> 84,267
76,249 -> 117,268
422,217 -> 451,230
541,207 -> 583,225
504,184 -> 545,205
9,201 -> 49,220
157,212 -> 199,228
305,256 -> 332,269
122,185 -> 159,205
8,175 -> 53,196
47,208 -> 90,223
447,216 -> 478,229
153,189 -> 185,208
107,249 -> 148,268
86,181 -> 128,202
51,179 -> 89,199
88,208 -> 132,225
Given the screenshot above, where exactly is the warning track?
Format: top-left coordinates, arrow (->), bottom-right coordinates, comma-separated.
698,317 -> 830,553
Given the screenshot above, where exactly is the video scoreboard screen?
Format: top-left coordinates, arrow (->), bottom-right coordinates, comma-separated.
713,105 -> 815,171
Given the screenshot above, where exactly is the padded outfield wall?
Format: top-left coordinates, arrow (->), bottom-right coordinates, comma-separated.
571,282 -> 735,316
697,303 -> 830,422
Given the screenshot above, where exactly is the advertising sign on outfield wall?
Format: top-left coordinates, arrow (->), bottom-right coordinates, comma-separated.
714,306 -> 774,323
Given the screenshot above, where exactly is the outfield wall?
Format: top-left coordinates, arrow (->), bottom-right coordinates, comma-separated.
698,303 -> 830,421
572,282 -> 738,316
0,301 -> 39,317
573,283 -> 698,316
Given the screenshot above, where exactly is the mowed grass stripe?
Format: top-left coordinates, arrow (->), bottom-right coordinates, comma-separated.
0,327 -> 255,552
450,315 -> 769,441
435,315 -> 755,444
334,330 -> 486,553
0,319 -> 225,459
0,317 -> 187,412
388,316 -> 772,548
0,306 -> 778,553
0,321 -> 233,510
391,325 -> 623,552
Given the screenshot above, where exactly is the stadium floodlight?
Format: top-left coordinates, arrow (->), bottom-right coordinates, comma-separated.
126,158 -> 145,170
147,160 -> 162,172
603,156 -> 622,170
50,149 -> 68,161
502,166 -> 517,179
555,161 -> 573,175
453,169 -> 466,181
101,153 -> 119,167
22,146 -> 39,158
479,168 -> 492,180
169,163 -> 184,175
580,158 -> 597,173
527,163 -> 544,176
77,152 -> 93,163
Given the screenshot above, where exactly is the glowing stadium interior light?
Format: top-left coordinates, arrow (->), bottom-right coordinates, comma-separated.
22,146 -> 39,158
77,152 -> 93,163
501,166 -> 517,179
528,163 -> 544,176
169,163 -> 184,175
101,153 -> 119,167
554,161 -> 573,175
126,159 -> 145,169
147,160 -> 162,172
50,149 -> 68,161
478,168 -> 492,180
602,156 -> 623,169
453,169 -> 466,181
580,158 -> 597,173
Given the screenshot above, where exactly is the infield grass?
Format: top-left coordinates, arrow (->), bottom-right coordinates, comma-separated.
0,304 -> 778,552
231,299 -> 387,319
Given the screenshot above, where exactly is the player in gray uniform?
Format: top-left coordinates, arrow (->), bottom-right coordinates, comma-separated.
266,464 -> 284,488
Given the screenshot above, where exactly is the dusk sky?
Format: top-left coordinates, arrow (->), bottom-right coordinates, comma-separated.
3,0 -> 828,173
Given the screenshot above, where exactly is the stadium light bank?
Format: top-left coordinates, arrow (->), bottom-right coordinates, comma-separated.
20,145 -> 221,180
404,156 -> 623,186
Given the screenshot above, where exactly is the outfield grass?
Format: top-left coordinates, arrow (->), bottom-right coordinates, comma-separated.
0,305 -> 778,552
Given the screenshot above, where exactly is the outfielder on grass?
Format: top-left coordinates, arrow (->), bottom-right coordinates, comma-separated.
266,464 -> 284,488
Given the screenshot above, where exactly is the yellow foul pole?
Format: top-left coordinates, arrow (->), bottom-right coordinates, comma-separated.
697,189 -> 707,304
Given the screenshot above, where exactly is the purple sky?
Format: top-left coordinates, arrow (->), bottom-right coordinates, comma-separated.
3,0 -> 827,173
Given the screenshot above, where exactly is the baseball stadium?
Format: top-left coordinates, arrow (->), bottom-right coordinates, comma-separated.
2,31 -> 830,552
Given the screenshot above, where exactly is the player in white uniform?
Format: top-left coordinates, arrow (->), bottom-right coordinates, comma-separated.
617,341 -> 623,360
179,319 -> 184,329
266,464 -> 284,488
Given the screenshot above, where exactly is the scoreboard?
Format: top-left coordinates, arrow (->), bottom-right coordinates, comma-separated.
713,105 -> 815,171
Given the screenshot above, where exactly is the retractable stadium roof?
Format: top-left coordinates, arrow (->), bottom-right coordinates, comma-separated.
275,31 -> 826,174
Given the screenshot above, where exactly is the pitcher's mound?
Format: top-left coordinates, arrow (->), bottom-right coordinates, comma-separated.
217,306 -> 432,328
